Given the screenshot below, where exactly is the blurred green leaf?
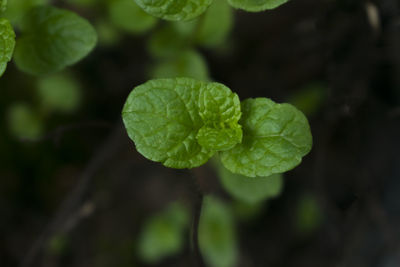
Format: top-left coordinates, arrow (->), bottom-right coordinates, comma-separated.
0,0 -> 7,13
199,196 -> 238,267
150,49 -> 209,80
218,164 -> 283,204
196,0 -> 233,48
288,82 -> 327,116
67,0 -> 97,7
0,18 -> 15,77
232,200 -> 265,221
47,233 -> 68,255
37,73 -> 82,113
147,24 -> 190,58
138,202 -> 189,263
95,20 -> 121,47
227,0 -> 288,12
108,0 -> 157,34
14,6 -> 97,76
295,193 -> 323,235
7,103 -> 43,139
1,0 -> 49,26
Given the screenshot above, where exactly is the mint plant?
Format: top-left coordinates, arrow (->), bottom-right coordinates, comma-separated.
122,77 -> 312,177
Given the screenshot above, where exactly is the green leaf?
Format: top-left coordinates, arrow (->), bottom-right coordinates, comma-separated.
1,0 -> 49,26
122,78 -> 242,168
108,0 -> 157,34
13,6 -> 97,76
138,202 -> 189,263
134,0 -> 213,21
196,82 -> 242,151
221,98 -> 312,177
295,193 -> 323,235
0,0 -> 7,13
37,73 -> 82,113
7,103 -> 43,140
122,78 -> 213,168
196,0 -> 233,48
147,23 -> 191,58
219,165 -> 283,203
199,196 -> 238,267
227,0 -> 288,12
150,49 -> 209,80
0,18 -> 16,77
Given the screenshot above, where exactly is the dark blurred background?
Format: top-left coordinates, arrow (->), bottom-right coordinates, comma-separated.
1,0 -> 400,266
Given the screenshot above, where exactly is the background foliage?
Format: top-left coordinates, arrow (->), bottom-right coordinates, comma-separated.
1,0 -> 400,266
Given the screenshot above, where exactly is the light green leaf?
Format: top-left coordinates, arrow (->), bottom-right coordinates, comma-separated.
0,0 -> 7,12
196,0 -> 233,48
221,98 -> 312,177
37,73 -> 82,113
134,0 -> 213,21
197,126 -> 242,151
199,196 -> 238,267
219,165 -> 283,203
122,78 -> 214,169
227,0 -> 288,12
14,6 -> 97,76
7,103 -> 43,139
108,0 -> 157,34
0,18 -> 16,77
138,202 -> 189,263
150,49 -> 209,80
197,81 -> 242,150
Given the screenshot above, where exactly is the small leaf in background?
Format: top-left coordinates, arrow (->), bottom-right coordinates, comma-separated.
1,0 -> 49,26
227,0 -> 288,12
147,24 -> 190,58
295,193 -> 323,236
150,49 -> 209,80
47,233 -> 69,256
218,165 -> 283,204
7,103 -> 43,140
122,78 -> 215,169
134,0 -> 213,21
196,0 -> 233,48
199,196 -> 238,267
95,20 -> 121,47
288,82 -> 327,116
0,18 -> 16,77
37,73 -> 82,113
0,0 -> 7,13
221,98 -> 312,177
232,200 -> 265,221
138,202 -> 189,263
108,0 -> 157,34
14,6 -> 97,76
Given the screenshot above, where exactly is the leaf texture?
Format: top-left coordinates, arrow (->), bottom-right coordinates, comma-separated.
134,0 -> 213,21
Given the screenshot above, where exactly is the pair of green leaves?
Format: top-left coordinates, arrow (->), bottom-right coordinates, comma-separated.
134,0 -> 288,21
122,77 -> 312,177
